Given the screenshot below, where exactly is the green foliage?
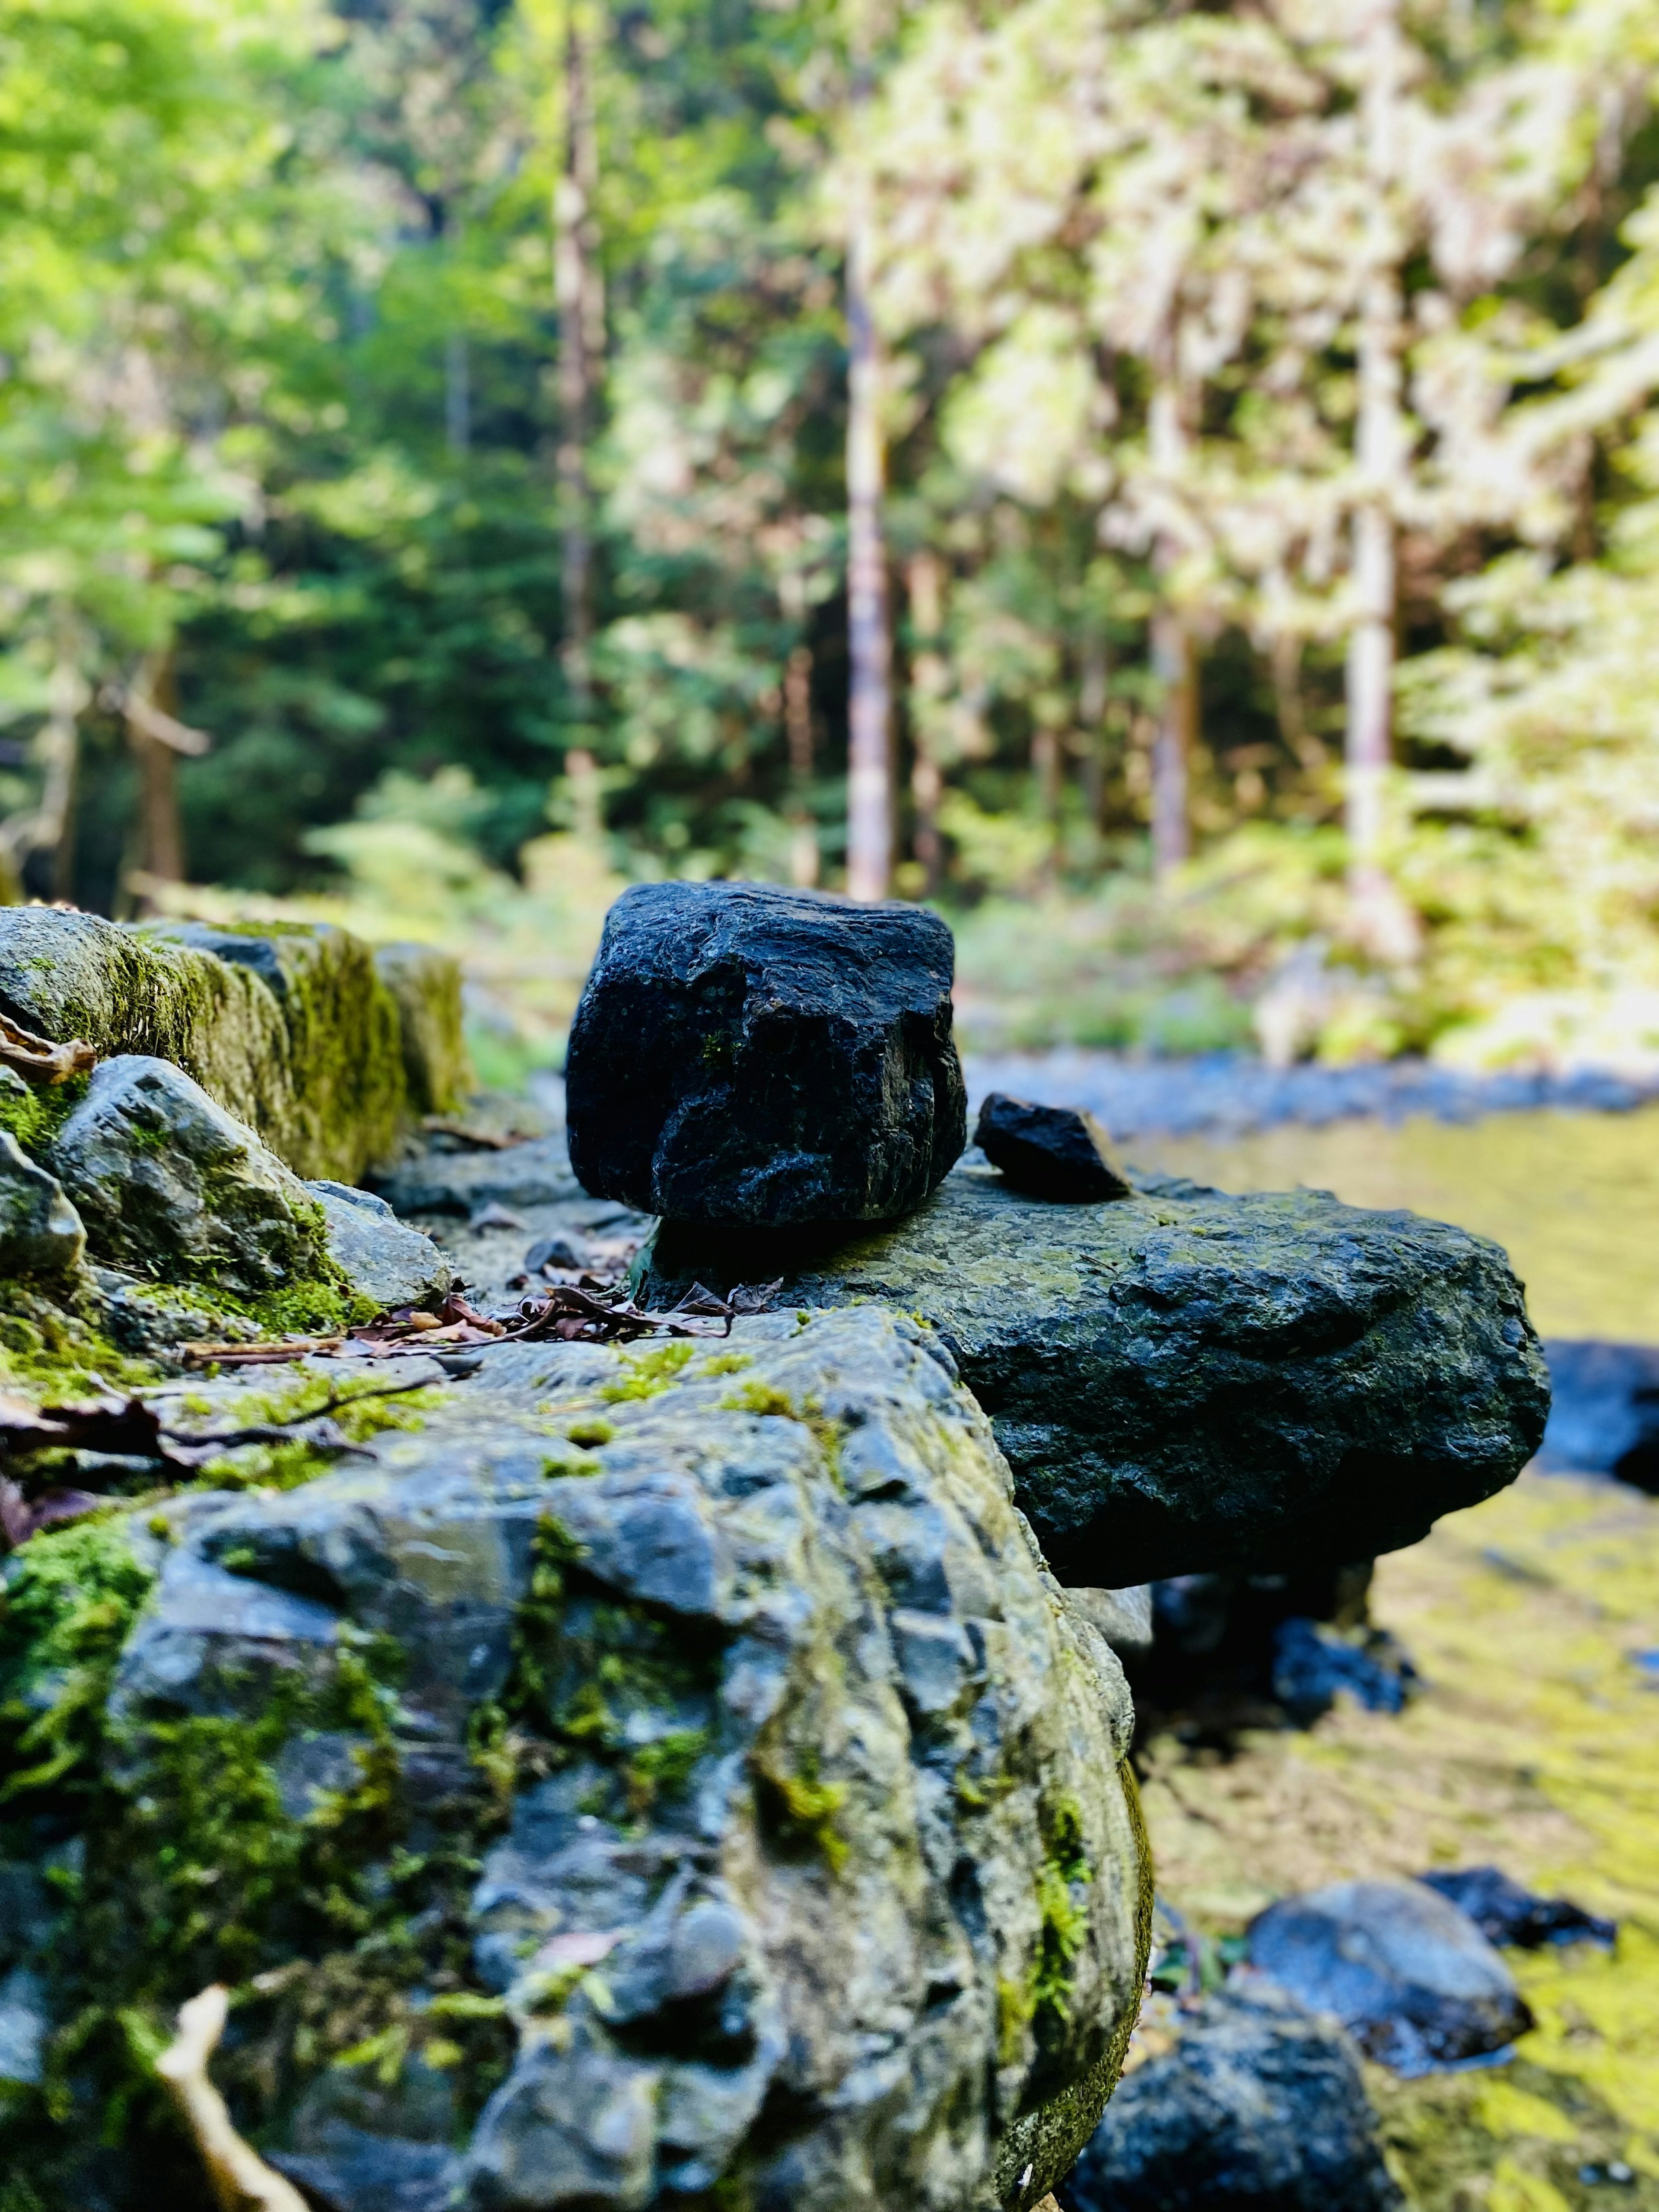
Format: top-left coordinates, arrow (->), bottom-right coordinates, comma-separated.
4,0 -> 1659,1062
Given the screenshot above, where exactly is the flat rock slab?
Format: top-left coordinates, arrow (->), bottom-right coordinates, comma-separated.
566,881 -> 967,1223
1062,1983 -> 1401,2212
642,1166 -> 1551,1586
60,1309 -> 1148,2212
1247,1879 -> 1532,2075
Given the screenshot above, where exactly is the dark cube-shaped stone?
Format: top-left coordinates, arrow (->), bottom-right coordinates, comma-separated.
566,881 -> 967,1224
974,1092 -> 1131,1201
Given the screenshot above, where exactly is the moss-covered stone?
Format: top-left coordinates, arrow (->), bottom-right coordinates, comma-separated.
642,1164 -> 1552,1586
0,1309 -> 1150,2212
373,941 -> 471,1116
0,909 -> 465,1184
141,921 -> 407,1180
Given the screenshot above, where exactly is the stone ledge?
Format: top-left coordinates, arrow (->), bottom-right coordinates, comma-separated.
0,909 -> 468,1183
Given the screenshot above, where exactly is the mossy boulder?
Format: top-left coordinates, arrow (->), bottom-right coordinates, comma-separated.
50,1056 -> 338,1305
0,1309 -> 1150,2212
0,908 -> 466,1182
641,1166 -> 1552,1586
373,940 -> 471,1116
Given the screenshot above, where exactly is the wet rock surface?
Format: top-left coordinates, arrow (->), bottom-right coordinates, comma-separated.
1059,1983 -> 1401,2212
1536,1339 -> 1659,1491
566,881 -> 967,1224
1246,1879 -> 1532,2074
52,1308 -> 1147,2212
974,1095 -> 1131,1203
643,1165 -> 1551,1585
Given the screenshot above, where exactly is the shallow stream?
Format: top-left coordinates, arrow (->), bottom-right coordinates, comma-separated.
1125,1105 -> 1659,1345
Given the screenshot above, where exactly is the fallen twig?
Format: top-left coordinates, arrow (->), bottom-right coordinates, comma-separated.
180,1334 -> 345,1369
155,1984 -> 309,2212
0,1008 -> 96,1085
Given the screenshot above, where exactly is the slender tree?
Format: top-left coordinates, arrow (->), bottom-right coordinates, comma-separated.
1342,0 -> 1413,954
1147,372 -> 1198,876
906,549 -> 947,896
556,0 -> 604,723
844,0 -> 893,902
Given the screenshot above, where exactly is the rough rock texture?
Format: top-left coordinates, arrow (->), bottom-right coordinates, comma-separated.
41,1309 -> 1148,2212
643,1166 -> 1551,1585
50,1056 -> 335,1301
374,940 -> 471,1116
152,920 -> 407,1177
974,1096 -> 1131,1204
0,907 -> 462,1181
0,1131 -> 84,1279
376,1133 -> 588,1218
1247,1880 -> 1532,2074
1059,1984 -> 1402,2212
1064,1587 -> 1154,1657
566,881 -> 967,1224
308,1181 -> 452,1310
1417,1867 -> 1616,1950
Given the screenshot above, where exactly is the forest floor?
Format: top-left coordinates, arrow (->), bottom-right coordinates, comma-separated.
1136,1467 -> 1659,2212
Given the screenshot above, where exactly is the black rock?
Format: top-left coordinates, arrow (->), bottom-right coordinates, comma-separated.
1536,1339 -> 1659,1491
565,881 -> 967,1224
1247,1879 -> 1532,2075
974,1093 -> 1131,1201
1417,1866 -> 1616,1950
1059,1983 -> 1402,2212
1271,1618 -> 1419,1726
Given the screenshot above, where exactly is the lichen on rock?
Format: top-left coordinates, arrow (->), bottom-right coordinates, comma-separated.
0,1309 -> 1150,2212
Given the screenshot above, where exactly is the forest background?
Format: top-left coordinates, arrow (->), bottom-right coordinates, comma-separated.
5,0 -> 1659,1086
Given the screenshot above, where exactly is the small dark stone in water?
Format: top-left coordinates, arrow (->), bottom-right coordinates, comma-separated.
974,1093 -> 1131,1202
1417,1866 -> 1616,1950
566,880 -> 966,1223
1271,1618 -> 1419,1726
1536,1339 -> 1659,1492
1059,1983 -> 1402,2212
1247,1878 -> 1532,2075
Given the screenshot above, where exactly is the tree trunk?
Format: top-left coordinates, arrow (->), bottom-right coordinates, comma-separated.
125,654 -> 197,896
844,30 -> 893,903
556,1 -> 603,721
785,643 -> 819,887
1078,631 -> 1109,836
1147,375 -> 1195,880
1344,0 -> 1417,958
445,330 -> 471,456
905,550 -> 946,899
1149,610 -> 1196,878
